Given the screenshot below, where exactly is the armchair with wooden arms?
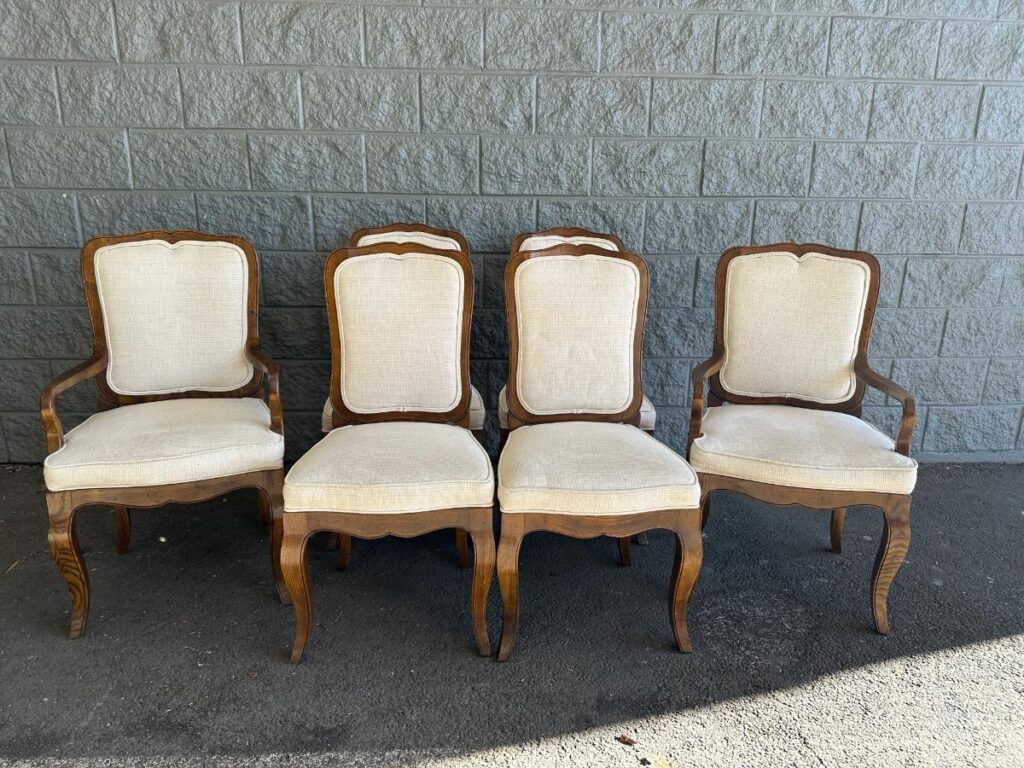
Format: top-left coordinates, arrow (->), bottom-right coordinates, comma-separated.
40,230 -> 287,639
687,243 -> 918,636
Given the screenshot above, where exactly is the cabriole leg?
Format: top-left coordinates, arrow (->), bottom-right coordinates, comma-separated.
469,518 -> 495,656
47,492 -> 89,638
337,534 -> 351,572
281,522 -> 313,663
618,536 -> 632,566
497,516 -> 525,662
455,529 -> 470,568
830,507 -> 847,554
670,509 -> 704,653
871,497 -> 911,636
262,472 -> 289,605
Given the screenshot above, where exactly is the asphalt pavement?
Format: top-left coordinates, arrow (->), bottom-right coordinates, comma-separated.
1,462 -> 1022,766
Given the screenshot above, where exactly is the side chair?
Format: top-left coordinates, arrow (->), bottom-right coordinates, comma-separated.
498,227 -> 659,561
40,230 -> 287,638
319,223 -> 487,571
688,243 -> 918,635
495,243 -> 703,661
280,241 -> 495,663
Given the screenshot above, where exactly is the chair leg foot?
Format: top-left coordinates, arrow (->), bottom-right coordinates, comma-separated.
281,527 -> 313,663
618,536 -> 632,566
871,497 -> 911,636
496,518 -> 524,662
455,528 -> 470,568
670,509 -> 704,653
469,521 -> 495,657
337,534 -> 351,572
47,492 -> 89,638
830,507 -> 847,554
113,506 -> 131,554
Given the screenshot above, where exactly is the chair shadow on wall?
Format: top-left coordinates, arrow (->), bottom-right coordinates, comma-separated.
1,462 -> 1022,758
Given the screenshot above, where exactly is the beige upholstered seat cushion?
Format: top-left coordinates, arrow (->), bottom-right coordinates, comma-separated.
354,230 -> 462,251
518,234 -> 619,252
333,251 -> 465,414
721,250 -> 871,404
513,253 -> 641,416
690,405 -> 918,495
321,385 -> 486,433
93,239 -> 253,396
43,398 -> 283,492
498,422 -> 699,514
284,422 -> 494,514
496,385 -> 655,431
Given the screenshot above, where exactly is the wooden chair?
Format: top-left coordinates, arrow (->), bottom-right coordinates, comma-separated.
495,243 -> 703,661
40,230 -> 287,638
498,228 -> 658,560
688,243 -> 918,635
280,242 -> 495,663
319,223 -> 487,570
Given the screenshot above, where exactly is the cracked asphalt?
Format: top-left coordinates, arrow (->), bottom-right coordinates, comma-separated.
1,462 -> 1022,766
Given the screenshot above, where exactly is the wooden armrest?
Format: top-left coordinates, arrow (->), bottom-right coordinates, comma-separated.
39,354 -> 107,454
855,355 -> 915,456
246,346 -> 284,435
687,346 -> 725,451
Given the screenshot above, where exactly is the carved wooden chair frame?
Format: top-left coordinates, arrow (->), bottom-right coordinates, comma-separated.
509,226 -> 625,255
40,229 -> 287,638
281,242 -> 495,663
509,227 -> 654,556
496,243 -> 703,660
687,242 -> 916,635
351,221 -> 470,253
322,224 -> 481,571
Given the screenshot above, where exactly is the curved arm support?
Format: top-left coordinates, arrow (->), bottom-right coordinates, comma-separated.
854,354 -> 916,456
39,354 -> 108,454
246,347 -> 284,435
687,346 -> 725,451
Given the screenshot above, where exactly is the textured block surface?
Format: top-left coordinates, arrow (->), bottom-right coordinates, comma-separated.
1,1 -> 1022,459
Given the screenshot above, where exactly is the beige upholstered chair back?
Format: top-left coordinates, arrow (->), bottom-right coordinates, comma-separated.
512,227 -> 623,255
505,244 -> 647,427
85,234 -> 257,398
350,223 -> 467,253
716,245 -> 879,407
326,243 -> 473,426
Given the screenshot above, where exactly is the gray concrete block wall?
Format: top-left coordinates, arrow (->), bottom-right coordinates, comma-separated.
0,0 -> 1022,462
